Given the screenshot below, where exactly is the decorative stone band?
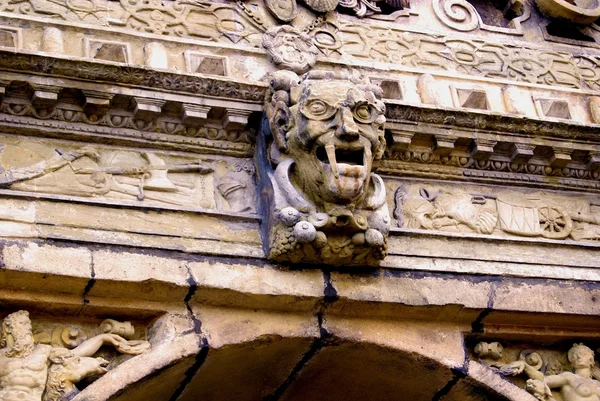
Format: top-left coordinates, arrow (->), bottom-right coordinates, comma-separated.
0,49 -> 268,103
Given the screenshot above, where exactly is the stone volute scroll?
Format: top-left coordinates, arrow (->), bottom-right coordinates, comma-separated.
0,310 -> 150,401
258,69 -> 390,266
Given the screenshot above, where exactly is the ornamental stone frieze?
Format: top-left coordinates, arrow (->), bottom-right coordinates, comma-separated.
259,70 -> 390,266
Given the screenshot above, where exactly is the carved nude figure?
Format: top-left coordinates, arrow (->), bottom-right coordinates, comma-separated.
505,344 -> 600,401
0,310 -> 148,401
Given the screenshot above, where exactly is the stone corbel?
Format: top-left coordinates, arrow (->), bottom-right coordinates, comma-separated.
549,146 -> 573,168
471,138 -> 497,161
133,97 -> 166,120
258,69 -> 390,266
82,89 -> 114,115
30,84 -> 61,107
222,108 -> 252,129
509,143 -> 535,164
181,104 -> 211,125
587,152 -> 600,171
433,134 -> 456,156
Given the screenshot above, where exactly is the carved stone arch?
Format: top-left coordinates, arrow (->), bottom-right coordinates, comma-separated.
72,333 -> 203,401
71,314 -> 535,401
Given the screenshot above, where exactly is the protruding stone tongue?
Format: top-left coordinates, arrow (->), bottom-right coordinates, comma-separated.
325,145 -> 339,179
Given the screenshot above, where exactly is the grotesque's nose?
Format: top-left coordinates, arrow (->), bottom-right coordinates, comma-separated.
335,108 -> 359,140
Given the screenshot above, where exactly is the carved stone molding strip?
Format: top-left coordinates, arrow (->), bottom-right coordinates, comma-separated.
0,114 -> 253,156
0,50 -> 268,102
330,21 -> 600,90
386,103 -> 600,141
379,161 -> 600,192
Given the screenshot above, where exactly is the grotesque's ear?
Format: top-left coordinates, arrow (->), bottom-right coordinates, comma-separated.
267,90 -> 292,153
264,70 -> 299,153
373,114 -> 387,160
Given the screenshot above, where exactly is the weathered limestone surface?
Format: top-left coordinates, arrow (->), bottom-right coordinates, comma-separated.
0,0 -> 599,399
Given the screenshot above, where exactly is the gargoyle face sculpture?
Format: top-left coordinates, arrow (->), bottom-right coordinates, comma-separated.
260,71 -> 390,266
283,74 -> 386,210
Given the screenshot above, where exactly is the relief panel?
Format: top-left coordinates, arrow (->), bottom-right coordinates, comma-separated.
393,181 -> 600,242
0,137 -> 257,213
473,341 -> 600,401
0,310 -> 150,401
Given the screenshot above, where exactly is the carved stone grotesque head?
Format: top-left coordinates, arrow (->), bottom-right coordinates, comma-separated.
260,70 -> 390,266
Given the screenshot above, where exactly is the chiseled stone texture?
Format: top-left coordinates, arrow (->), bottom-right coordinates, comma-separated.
491,280 -> 600,315
189,260 -> 324,311
328,270 -> 490,321
89,249 -> 190,302
322,315 -> 467,369
1,242 -> 92,295
195,306 -> 319,349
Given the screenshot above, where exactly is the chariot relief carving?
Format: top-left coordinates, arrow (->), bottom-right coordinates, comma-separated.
395,183 -> 600,242
474,341 -> 600,401
259,70 -> 390,266
0,310 -> 149,401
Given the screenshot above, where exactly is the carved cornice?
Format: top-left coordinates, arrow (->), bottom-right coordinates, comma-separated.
382,102 -> 600,192
0,50 -> 268,103
386,102 -> 600,140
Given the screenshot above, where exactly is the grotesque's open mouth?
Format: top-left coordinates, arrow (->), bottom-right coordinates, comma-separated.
316,145 -> 365,178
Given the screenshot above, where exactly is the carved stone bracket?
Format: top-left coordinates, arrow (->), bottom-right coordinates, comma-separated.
259,69 -> 390,266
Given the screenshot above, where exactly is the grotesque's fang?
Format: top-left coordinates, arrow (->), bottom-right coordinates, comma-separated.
326,145 -> 339,179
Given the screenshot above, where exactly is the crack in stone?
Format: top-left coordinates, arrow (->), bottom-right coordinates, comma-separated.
431,366 -> 468,401
78,252 -> 96,316
169,338 -> 209,401
471,281 -> 497,334
168,264 -> 208,401
262,270 -> 339,401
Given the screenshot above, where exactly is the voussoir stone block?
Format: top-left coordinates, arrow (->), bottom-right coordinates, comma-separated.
175,306 -> 318,401
328,271 -> 490,321
89,249 -> 190,302
1,242 -> 92,295
189,260 -> 324,311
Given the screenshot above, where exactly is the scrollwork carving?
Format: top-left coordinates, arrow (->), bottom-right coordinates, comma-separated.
432,0 -> 530,34
432,0 -> 480,32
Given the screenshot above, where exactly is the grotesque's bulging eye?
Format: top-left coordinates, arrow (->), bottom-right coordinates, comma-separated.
309,100 -> 327,115
353,103 -> 376,123
301,100 -> 335,120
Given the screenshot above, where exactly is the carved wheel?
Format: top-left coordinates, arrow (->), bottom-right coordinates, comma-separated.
539,206 -> 572,239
